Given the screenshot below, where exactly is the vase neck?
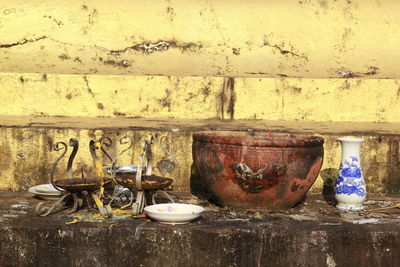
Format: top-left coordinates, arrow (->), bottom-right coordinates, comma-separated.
340,140 -> 363,161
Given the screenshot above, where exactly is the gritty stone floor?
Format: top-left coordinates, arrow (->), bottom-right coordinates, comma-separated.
1,191 -> 400,266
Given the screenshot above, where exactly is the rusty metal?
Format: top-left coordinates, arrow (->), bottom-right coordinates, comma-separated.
107,185 -> 134,209
99,136 -> 113,163
132,136 -> 153,215
35,193 -> 73,217
35,138 -> 112,217
103,136 -> 135,209
66,138 -> 79,179
108,136 -> 134,182
111,135 -> 177,216
49,141 -> 68,191
89,138 -> 114,217
115,175 -> 173,190
35,134 -> 178,218
364,203 -> 400,214
54,178 -> 108,192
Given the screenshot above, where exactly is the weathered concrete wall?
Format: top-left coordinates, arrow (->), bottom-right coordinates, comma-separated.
1,73 -> 400,122
1,117 -> 399,195
0,0 -> 399,78
0,127 -> 192,191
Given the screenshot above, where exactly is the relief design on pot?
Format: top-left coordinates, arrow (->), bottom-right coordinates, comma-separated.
232,163 -> 287,193
335,156 -> 365,197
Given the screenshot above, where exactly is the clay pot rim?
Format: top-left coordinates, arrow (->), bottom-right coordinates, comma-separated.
193,131 -> 324,147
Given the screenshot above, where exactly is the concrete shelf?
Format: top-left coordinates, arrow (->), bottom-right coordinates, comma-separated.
1,115 -> 400,136
1,191 -> 400,267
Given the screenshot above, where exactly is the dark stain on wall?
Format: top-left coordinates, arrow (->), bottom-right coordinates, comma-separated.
103,59 -> 130,68
384,138 -> 400,194
113,111 -> 126,117
220,77 -> 235,119
74,57 -> 82,64
59,53 -> 70,60
158,89 -> 172,111
83,76 -> 95,97
43,15 -> 64,27
97,103 -> 105,110
232,48 -> 240,55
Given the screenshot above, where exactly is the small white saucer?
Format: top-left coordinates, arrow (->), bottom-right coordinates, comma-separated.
103,165 -> 139,175
28,184 -> 64,200
144,203 -> 204,224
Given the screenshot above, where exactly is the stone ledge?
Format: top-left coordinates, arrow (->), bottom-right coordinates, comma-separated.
1,115 -> 400,194
1,115 -> 400,136
1,191 -> 400,267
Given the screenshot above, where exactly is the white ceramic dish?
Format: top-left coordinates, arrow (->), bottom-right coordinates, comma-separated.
28,184 -> 64,200
144,203 -> 204,224
103,165 -> 139,175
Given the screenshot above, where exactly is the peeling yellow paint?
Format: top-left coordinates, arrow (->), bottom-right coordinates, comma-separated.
234,78 -> 400,122
1,73 -> 400,123
0,73 -> 222,119
0,0 -> 399,78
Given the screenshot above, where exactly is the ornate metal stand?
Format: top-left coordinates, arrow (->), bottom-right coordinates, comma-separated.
35,134 -> 179,218
35,138 -> 112,217
110,135 -> 178,217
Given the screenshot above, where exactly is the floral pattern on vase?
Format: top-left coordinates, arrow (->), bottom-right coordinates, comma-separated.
335,156 -> 365,197
334,137 -> 366,211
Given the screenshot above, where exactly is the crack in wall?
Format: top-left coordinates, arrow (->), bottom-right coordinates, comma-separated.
83,75 -> 95,98
44,37 -> 201,69
0,36 -> 47,49
266,43 -> 307,60
110,40 -> 203,55
43,15 -> 64,27
263,37 -> 308,61
337,66 -> 379,78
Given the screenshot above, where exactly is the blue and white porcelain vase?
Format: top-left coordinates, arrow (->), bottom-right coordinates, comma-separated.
335,137 -> 366,211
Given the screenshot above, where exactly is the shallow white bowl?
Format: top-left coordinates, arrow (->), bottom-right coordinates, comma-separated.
28,184 -> 64,200
103,165 -> 139,175
144,203 -> 204,224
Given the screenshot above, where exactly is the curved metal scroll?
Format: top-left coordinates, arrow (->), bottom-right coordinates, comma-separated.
50,142 -> 68,192
132,136 -> 153,216
136,136 -> 153,191
99,137 -> 113,164
158,135 -> 180,182
35,193 -> 79,217
109,136 -> 134,184
89,140 -> 105,192
67,138 -> 79,179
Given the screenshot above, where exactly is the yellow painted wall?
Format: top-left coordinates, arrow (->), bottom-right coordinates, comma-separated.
234,78 -> 400,122
0,73 -> 223,119
0,0 -> 399,195
1,73 -> 400,123
0,0 -> 399,78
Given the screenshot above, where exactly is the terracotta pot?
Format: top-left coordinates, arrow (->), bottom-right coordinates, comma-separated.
192,131 -> 324,209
